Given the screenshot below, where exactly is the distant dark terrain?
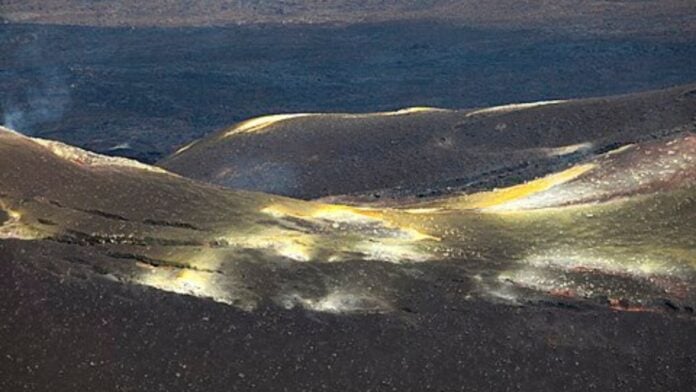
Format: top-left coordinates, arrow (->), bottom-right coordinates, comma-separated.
1,22 -> 696,161
3,0 -> 695,35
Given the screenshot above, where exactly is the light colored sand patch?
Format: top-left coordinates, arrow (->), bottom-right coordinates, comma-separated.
542,142 -> 593,157
135,267 -> 250,308
0,204 -> 44,240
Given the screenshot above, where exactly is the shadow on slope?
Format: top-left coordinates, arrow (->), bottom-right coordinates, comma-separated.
160,84 -> 696,200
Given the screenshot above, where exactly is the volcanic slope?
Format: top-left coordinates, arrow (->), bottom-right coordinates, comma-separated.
2,126 -> 696,314
159,84 -> 696,201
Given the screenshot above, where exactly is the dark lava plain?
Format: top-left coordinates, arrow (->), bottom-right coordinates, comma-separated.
2,22 -> 696,161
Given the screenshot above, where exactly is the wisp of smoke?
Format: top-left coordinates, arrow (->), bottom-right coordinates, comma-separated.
1,33 -> 71,135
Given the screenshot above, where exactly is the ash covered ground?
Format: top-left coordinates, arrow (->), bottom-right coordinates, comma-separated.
1,2 -> 696,391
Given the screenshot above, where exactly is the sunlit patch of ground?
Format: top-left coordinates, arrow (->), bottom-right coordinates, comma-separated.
32,137 -> 168,174
0,202 -> 45,240
540,142 -> 593,157
464,100 -> 567,117
1,126 -> 695,314
278,289 -> 390,314
433,164 -> 596,211
221,107 -> 448,138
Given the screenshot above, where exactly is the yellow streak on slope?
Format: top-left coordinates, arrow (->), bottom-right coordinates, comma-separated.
222,107 -> 447,138
604,143 -> 635,156
441,164 -> 595,211
223,114 -> 313,137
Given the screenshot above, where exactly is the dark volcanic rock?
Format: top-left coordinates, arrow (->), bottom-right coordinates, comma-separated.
1,247 -> 696,392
